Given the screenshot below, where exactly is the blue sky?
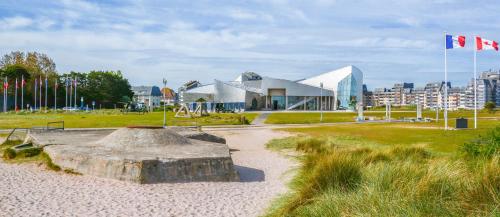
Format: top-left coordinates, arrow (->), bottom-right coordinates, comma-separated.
1,0 -> 499,89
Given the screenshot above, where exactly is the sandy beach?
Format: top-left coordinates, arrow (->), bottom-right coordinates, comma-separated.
0,128 -> 294,217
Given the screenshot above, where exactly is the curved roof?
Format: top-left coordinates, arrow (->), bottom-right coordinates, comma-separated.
298,65 -> 363,91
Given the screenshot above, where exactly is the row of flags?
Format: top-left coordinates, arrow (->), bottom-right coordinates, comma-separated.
1,76 -> 78,112
446,35 -> 499,51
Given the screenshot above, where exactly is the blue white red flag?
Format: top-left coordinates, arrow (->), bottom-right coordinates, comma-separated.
446,35 -> 465,49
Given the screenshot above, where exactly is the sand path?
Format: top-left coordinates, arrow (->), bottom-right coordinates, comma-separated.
0,128 -> 294,217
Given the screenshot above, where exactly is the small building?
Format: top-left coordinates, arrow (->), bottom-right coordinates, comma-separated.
161,87 -> 177,105
132,86 -> 162,109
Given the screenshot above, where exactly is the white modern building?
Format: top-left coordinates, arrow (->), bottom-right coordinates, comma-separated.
132,86 -> 163,108
179,65 -> 364,112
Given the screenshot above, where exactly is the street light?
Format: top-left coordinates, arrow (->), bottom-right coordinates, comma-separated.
320,82 -> 323,122
163,78 -> 168,128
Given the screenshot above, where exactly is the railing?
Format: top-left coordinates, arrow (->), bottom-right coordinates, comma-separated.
5,128 -> 29,142
46,121 -> 64,130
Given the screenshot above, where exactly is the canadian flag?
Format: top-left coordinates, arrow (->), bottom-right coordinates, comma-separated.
476,36 -> 498,51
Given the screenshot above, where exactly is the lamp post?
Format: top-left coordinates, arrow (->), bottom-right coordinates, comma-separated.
163,78 -> 167,128
320,82 -> 323,122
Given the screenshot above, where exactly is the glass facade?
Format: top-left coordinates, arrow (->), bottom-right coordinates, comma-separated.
271,96 -> 286,110
337,74 -> 359,110
287,96 -> 304,110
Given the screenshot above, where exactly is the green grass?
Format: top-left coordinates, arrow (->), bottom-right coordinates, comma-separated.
265,128 -> 500,217
0,111 -> 259,129
281,119 -> 498,153
265,110 -> 499,124
1,140 -> 61,171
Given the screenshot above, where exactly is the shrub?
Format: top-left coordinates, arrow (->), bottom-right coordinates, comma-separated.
296,137 -> 329,154
3,148 -> 16,159
484,101 -> 496,113
461,126 -> 500,158
16,148 -> 42,158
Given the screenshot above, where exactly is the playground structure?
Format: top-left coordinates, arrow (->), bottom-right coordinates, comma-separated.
175,103 -> 209,118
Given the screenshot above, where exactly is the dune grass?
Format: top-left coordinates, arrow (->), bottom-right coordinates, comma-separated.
0,111 -> 259,129
265,126 -> 500,217
265,109 -> 499,124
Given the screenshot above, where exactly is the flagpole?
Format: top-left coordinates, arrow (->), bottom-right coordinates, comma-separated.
444,31 -> 448,130
34,78 -> 37,111
39,76 -> 42,110
473,36 -> 477,129
69,77 -> 72,109
74,77 -> 77,109
15,78 -> 18,112
65,77 -> 68,110
54,78 -> 57,110
21,75 -> 24,111
45,76 -> 48,112
3,77 -> 6,113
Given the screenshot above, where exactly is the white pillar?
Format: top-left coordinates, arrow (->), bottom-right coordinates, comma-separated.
304,96 -> 307,110
285,94 -> 288,110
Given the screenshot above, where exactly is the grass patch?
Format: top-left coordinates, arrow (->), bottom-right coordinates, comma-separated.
265,130 -> 500,216
282,119 -> 499,153
0,111 -> 259,129
1,140 -> 61,171
265,110 -> 499,124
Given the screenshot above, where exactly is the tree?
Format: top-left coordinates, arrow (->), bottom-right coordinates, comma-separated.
0,51 -> 56,75
60,70 -> 133,108
484,101 -> 496,113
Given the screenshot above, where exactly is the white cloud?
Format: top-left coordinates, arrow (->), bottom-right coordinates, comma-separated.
322,37 -> 432,49
0,16 -> 33,29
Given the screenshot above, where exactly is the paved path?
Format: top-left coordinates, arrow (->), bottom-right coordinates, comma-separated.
0,128 -> 295,217
250,112 -> 271,125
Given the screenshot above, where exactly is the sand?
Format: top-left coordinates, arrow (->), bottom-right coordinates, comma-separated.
0,128 -> 294,217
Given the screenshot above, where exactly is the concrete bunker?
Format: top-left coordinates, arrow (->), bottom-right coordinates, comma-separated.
31,127 -> 239,183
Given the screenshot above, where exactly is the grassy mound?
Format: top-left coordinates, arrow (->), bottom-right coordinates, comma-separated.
1,140 -> 61,171
266,131 -> 500,216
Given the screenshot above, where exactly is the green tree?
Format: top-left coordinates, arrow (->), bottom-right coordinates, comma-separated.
484,101 -> 496,113
60,70 -> 133,108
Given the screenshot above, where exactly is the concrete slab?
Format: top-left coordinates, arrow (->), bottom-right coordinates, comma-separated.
30,128 -> 239,183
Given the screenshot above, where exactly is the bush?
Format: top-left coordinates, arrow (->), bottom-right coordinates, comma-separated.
3,148 -> 16,159
16,147 -> 42,158
461,126 -> 500,158
484,101 -> 496,113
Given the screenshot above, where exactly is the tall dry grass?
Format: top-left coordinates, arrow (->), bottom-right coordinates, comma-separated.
266,131 -> 500,217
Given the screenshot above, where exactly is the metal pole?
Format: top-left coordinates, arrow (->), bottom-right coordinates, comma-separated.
34,78 -> 37,111
21,75 -> 24,111
69,78 -> 72,109
15,78 -> 17,111
65,77 -> 68,109
74,77 -> 77,109
473,36 -> 477,129
320,82 -> 323,122
54,78 -> 57,110
163,78 -> 168,128
39,76 -> 41,110
444,31 -> 448,130
45,77 -> 47,111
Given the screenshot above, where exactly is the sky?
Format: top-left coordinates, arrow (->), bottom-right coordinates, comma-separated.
1,0 -> 500,90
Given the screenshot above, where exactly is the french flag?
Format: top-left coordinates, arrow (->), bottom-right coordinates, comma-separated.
446,35 -> 465,49
476,36 -> 498,51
